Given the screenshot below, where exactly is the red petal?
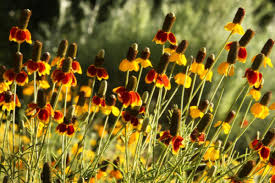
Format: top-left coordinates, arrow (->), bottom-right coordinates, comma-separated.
56,123 -> 67,133
15,29 -> 27,41
122,111 -> 131,122
15,72 -> 28,84
172,136 -> 184,153
145,69 -> 156,83
9,27 -> 18,39
260,146 -> 270,160
168,32 -> 177,45
159,131 -> 172,146
156,30 -> 168,43
38,109 -> 50,122
245,69 -> 258,85
92,96 -> 101,105
66,125 -> 75,136
238,47 -> 247,59
87,65 -> 97,77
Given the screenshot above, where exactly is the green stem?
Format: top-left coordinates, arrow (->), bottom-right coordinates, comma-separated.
162,62 -> 176,101
136,67 -> 143,92
159,85 -> 179,117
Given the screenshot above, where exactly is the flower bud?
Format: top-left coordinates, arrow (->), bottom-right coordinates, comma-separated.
162,12 -> 176,32
187,55 -> 194,66
141,91 -> 149,104
94,49 -> 105,67
19,9 -> 32,29
227,42 -> 239,64
126,43 -> 138,61
239,29 -> 255,47
233,8 -> 245,24
225,111 -> 235,123
65,106 -> 75,121
37,89 -> 46,108
15,51 -> 23,73
176,40 -> 188,54
77,91 -> 86,107
50,91 -> 58,107
62,57 -> 72,73
260,91 -> 272,106
68,43 -> 78,59
57,40 -> 68,58
4,91 -> 13,103
237,160 -> 255,179
197,113 -> 213,132
198,100 -> 209,112
262,128 -> 275,146
126,75 -> 137,91
196,48 -> 206,63
41,52 -> 51,63
97,80 -> 107,97
32,40 -> 43,62
156,53 -> 170,74
140,47 -> 150,60
106,94 -> 116,106
41,162 -> 52,183
261,39 -> 274,57
170,107 -> 181,136
205,54 -> 215,70
251,53 -> 264,71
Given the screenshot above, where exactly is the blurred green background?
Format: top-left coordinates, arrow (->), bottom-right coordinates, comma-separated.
1,0 -> 275,151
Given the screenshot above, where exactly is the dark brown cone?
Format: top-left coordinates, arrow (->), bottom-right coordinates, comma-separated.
3,176 -> 9,183
233,8 -> 245,24
237,160 -> 255,179
50,92 -> 58,107
37,90 -> 46,108
62,57 -> 72,73
251,53 -> 264,71
15,51 -> 23,73
197,113 -> 213,132
195,48 -> 206,63
113,157 -> 120,170
99,160 -> 109,171
41,52 -> 51,63
57,40 -> 68,58
94,49 -> 105,67
32,40 -> 43,62
140,47 -> 151,60
262,128 -> 275,146
260,91 -> 272,106
169,44 -> 177,50
4,91 -> 13,103
227,41 -> 239,64
0,65 -> 6,82
106,94 -> 116,106
239,29 -> 255,47
261,39 -> 274,57
97,80 -> 107,97
198,100 -> 209,112
141,91 -> 149,104
225,111 -> 235,123
205,54 -> 215,70
170,107 -> 181,136
77,91 -> 86,107
162,12 -> 176,32
126,43 -> 138,61
19,9 -> 32,29
68,43 -> 78,59
156,53 -> 170,74
41,162 -> 52,183
126,76 -> 137,91
176,40 -> 188,54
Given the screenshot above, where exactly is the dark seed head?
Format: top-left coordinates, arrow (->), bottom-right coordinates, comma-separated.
195,48 -> 206,63
251,53 -> 264,71
239,29 -> 255,47
162,12 -> 176,32
65,106 -> 75,121
262,128 -> 275,146
37,90 -> 46,108
32,40 -> 43,62
169,107 -> 181,136
260,91 -> 272,106
94,49 -> 105,67
106,94 -> 116,106
4,91 -> 13,103
57,40 -> 68,58
176,40 -> 188,54
227,42 -> 239,64
225,111 -> 235,123
97,80 -> 107,98
14,51 -> 23,73
126,75 -> 137,91
126,43 -> 138,61
68,43 -> 78,59
197,113 -> 213,132
261,39 -> 274,57
41,162 -> 52,183
41,52 -> 51,63
237,160 -> 255,179
62,57 -> 72,73
50,92 -> 58,107
205,54 -> 215,70
19,9 -> 32,29
168,44 -> 177,51
77,91 -> 86,107
100,160 -> 109,172
233,8 -> 245,24
156,53 -> 170,74
198,100 -> 209,112
140,47 -> 151,60
141,91 -> 149,104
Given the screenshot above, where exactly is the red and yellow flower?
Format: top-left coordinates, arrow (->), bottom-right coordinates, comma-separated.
101,94 -> 120,116
0,66 -> 9,93
169,40 -> 188,66
51,40 -> 68,66
53,110 -> 63,123
110,158 -> 123,180
224,8 -> 245,35
119,43 -> 139,72
121,106 -> 144,127
252,39 -> 274,68
250,91 -> 271,119
248,86 -> 262,101
135,47 -> 152,68
0,91 -> 21,111
199,54 -> 215,82
56,116 -> 76,136
113,86 -> 141,108
189,100 -> 210,119
214,111 -> 235,134
26,103 -> 53,124
87,49 -> 109,80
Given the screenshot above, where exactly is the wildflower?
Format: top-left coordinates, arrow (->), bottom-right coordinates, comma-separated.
90,80 -> 107,113
135,47 -> 152,68
53,110 -> 63,123
122,105 -> 144,127
230,160 -> 256,182
214,111 -> 235,134
74,91 -> 87,116
200,54 -> 215,82
56,107 -> 76,136
224,7 -> 245,35
113,76 -> 141,108
153,12 -> 177,45
245,54 -> 264,88
189,100 -> 211,119
164,44 -> 177,54
252,39 -> 274,68
119,43 -> 139,72
101,94 -> 119,116
87,49 -> 109,80
51,57 -> 77,87
25,90 -> 53,124
169,40 -> 188,65
0,66 -> 9,93
0,91 -> 21,111
218,42 -> 238,76
250,91 -> 271,119
225,29 -> 255,63
90,160 -> 109,182
9,9 -> 32,44
203,141 -> 221,162
190,48 -> 206,76
174,68 -> 192,88
248,84 -> 262,101
3,52 -> 28,86
51,40 -> 68,66
110,157 -> 123,180
190,113 -> 213,143
145,53 -> 171,89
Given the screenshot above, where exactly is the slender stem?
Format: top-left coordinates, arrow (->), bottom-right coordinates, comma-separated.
162,63 -> 176,100
145,85 -> 156,114
153,145 -> 170,183
33,72 -> 37,103
136,67 -> 143,92
159,86 -> 179,117
12,83 -> 17,180
97,116 -> 109,155
125,70 -> 129,87
86,79 -> 96,122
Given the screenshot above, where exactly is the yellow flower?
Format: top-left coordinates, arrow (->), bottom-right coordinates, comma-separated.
189,106 -> 204,119
214,121 -> 231,134
217,62 -> 234,76
174,73 -> 192,88
203,142 -> 220,161
251,103 -> 269,119
119,59 -> 139,72
190,62 -> 205,75
169,52 -> 187,66
199,69 -> 213,82
135,58 -> 152,68
248,88 -> 261,101
252,55 -> 273,68
224,22 -> 244,35
101,105 -> 120,116
0,82 -> 9,93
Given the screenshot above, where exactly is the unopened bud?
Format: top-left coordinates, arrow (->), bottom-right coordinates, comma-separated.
15,51 -> 23,73
227,42 -> 239,64
62,57 -> 72,73
205,54 -> 215,70
126,43 -> 138,61
68,43 -> 78,59
162,12 -> 176,32
170,107 -> 181,136
32,40 -> 43,62
156,53 -> 170,74
198,100 -> 209,112
141,47 -> 150,60
141,91 -> 149,104
94,49 -> 105,67
225,111 -> 235,123
106,94 -> 116,106
261,39 -> 274,57
41,52 -> 51,63
251,53 -> 264,71
233,8 -> 245,24
19,9 -> 32,29
57,40 -> 68,58
126,76 -> 137,91
262,128 -> 275,146
97,80 -> 107,97
41,162 -> 52,183
237,160 -> 255,179
77,91 -> 86,107
50,92 -> 58,107
260,91 -> 272,106
239,29 -> 255,47
176,40 -> 188,54
197,113 -> 213,132
196,48 -> 206,63
66,106 -> 75,121
37,89 -> 46,108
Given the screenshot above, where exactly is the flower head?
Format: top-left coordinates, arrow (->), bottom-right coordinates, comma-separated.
51,40 -> 68,66
101,94 -> 119,116
0,66 -> 9,93
91,80 -> 107,113
174,71 -> 192,88
135,47 -> 152,68
251,91 -> 271,119
87,49 -> 109,80
0,91 -> 21,111
56,107 -> 76,136
214,111 -> 235,134
189,100 -> 210,119
190,47 -> 206,76
224,7 -> 245,35
254,39 -> 274,68
169,40 -> 188,65
119,43 -> 139,72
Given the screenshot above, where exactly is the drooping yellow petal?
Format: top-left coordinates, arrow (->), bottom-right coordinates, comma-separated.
269,102 -> 275,110
248,89 -> 261,101
224,22 -> 244,35
264,56 -> 273,68
174,73 -> 192,88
